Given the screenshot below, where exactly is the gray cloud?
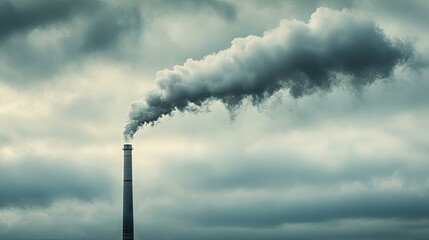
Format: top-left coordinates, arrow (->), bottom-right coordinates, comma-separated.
146,0 -> 237,21
166,157 -> 427,191
359,0 -> 429,29
185,192 -> 429,227
135,219 -> 429,240
138,152 -> 429,224
189,0 -> 237,21
79,4 -> 142,54
124,7 -> 412,140
134,185 -> 429,240
0,0 -> 98,41
0,156 -> 113,207
0,0 -> 142,86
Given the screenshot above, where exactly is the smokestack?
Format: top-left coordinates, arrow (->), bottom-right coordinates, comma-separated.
122,144 -> 134,240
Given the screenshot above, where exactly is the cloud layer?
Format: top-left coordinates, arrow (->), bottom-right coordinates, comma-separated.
0,0 -> 142,85
0,156 -> 112,207
1,1 -> 429,240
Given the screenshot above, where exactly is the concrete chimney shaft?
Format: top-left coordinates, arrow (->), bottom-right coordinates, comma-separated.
123,144 -> 134,240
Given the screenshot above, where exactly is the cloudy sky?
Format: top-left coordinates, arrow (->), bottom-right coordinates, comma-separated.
1,0 -> 429,239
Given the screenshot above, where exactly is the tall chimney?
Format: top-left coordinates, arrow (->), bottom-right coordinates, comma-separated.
123,144 -> 134,240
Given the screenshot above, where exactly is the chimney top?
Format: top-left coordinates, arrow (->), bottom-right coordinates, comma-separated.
123,144 -> 133,150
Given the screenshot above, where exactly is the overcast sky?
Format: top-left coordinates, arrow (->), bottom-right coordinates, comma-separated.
1,1 -> 429,239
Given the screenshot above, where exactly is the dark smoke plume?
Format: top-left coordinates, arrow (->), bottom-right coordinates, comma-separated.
124,8 -> 412,140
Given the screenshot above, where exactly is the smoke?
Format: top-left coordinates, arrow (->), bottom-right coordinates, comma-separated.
124,8 -> 412,140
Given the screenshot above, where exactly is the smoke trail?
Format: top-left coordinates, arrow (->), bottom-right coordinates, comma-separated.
124,8 -> 412,140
